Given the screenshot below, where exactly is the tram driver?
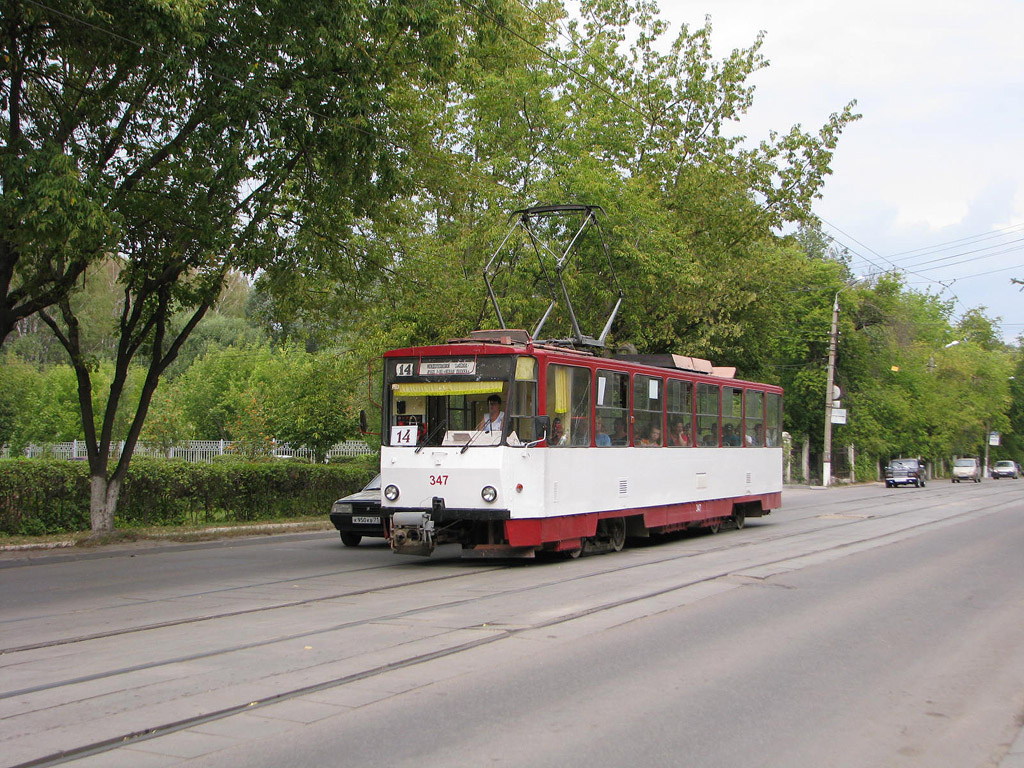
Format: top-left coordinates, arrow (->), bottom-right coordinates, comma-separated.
478,394 -> 505,434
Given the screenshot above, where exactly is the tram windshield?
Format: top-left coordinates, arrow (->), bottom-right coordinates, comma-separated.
384,354 -> 538,447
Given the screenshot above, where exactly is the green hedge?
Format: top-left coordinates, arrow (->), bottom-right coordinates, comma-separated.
0,455 -> 378,535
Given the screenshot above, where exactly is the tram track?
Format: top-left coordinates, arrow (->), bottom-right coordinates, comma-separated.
3,482 -> 1015,657
3,481 -> 1017,661
9,487 -> 1024,768
7,488 -> 1022,768
0,556 -> 454,628
0,488 -> 944,659
0,564 -> 508,656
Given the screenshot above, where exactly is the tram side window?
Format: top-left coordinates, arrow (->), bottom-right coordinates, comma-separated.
596,369 -> 629,446
722,387 -> 743,447
766,392 -> 783,447
547,364 -> 592,447
509,356 -> 538,444
745,390 -> 764,446
666,379 -> 693,447
696,383 -> 720,446
634,374 -> 663,446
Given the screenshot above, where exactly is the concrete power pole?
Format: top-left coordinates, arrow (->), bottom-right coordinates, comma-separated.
823,292 -> 840,487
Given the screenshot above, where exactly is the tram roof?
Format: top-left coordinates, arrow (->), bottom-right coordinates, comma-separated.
384,330 -> 779,389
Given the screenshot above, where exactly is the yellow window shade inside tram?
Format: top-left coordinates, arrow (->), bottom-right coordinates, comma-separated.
391,381 -> 505,397
515,356 -> 536,381
553,366 -> 570,415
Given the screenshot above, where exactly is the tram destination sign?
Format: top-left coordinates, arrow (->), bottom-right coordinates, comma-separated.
419,360 -> 476,376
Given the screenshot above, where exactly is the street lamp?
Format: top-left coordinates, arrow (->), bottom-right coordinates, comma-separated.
823,277 -> 865,486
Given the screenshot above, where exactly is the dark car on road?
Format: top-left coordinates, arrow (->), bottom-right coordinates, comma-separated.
885,458 -> 926,488
991,460 -> 1020,479
329,474 -> 387,547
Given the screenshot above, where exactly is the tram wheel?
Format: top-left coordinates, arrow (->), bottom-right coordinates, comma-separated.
707,521 -> 721,535
340,532 -> 362,547
607,518 -> 626,552
732,508 -> 746,530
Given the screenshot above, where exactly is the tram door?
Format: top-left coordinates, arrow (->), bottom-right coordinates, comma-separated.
425,396 -> 447,446
423,394 -> 476,445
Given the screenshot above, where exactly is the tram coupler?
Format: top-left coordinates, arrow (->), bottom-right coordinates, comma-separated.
390,511 -> 436,556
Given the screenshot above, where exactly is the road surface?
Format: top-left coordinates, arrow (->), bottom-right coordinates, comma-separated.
2,481 -> 1023,767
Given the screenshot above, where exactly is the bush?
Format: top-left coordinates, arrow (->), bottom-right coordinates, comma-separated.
0,455 -> 378,535
0,459 -> 90,535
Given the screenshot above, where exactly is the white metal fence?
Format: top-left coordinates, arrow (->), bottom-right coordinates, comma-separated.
1,439 -> 375,463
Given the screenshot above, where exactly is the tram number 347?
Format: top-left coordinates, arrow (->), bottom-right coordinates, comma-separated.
430,475 -> 449,486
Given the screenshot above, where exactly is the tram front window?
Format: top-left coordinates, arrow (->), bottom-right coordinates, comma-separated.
385,355 -> 535,447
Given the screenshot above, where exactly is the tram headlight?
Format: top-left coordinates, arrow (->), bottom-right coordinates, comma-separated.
384,484 -> 400,502
481,485 -> 498,503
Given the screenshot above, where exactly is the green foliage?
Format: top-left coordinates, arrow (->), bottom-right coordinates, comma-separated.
0,459 -> 91,535
0,456 -> 377,535
2,0 -> 477,532
1,0 -> 1019,499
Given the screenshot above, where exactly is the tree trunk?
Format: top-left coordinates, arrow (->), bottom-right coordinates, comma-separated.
89,473 -> 122,534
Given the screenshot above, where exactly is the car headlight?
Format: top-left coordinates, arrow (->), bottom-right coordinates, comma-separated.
481,485 -> 498,503
384,484 -> 400,501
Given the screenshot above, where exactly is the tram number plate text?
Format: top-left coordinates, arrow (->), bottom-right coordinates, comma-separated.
391,426 -> 416,445
429,475 -> 449,486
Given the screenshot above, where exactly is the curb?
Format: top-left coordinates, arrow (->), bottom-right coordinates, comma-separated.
0,540 -> 75,552
0,521 -> 333,553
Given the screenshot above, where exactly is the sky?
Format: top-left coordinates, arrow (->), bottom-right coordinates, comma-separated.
664,0 -> 1024,343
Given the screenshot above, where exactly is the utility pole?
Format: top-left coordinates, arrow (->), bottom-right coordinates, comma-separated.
823,292 -> 840,486
983,422 -> 990,478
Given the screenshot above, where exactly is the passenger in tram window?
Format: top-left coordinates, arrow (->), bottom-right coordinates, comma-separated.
668,418 -> 690,446
477,394 -> 505,433
722,423 -> 741,446
611,418 -> 629,446
747,424 -> 763,447
701,427 -> 718,446
550,417 -> 568,446
595,414 -> 612,447
639,423 -> 661,447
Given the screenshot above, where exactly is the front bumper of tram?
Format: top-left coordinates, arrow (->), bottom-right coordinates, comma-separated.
380,446 -> 538,557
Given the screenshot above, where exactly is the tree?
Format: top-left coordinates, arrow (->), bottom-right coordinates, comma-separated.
269,0 -> 861,369
267,351 -> 361,462
7,0 -> 473,533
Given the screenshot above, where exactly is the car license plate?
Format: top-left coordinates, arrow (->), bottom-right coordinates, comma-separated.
352,516 -> 380,525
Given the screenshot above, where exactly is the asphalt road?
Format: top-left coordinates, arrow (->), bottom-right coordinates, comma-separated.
2,480 -> 1024,767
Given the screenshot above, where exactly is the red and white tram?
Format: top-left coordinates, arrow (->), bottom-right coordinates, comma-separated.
379,328 -> 783,558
